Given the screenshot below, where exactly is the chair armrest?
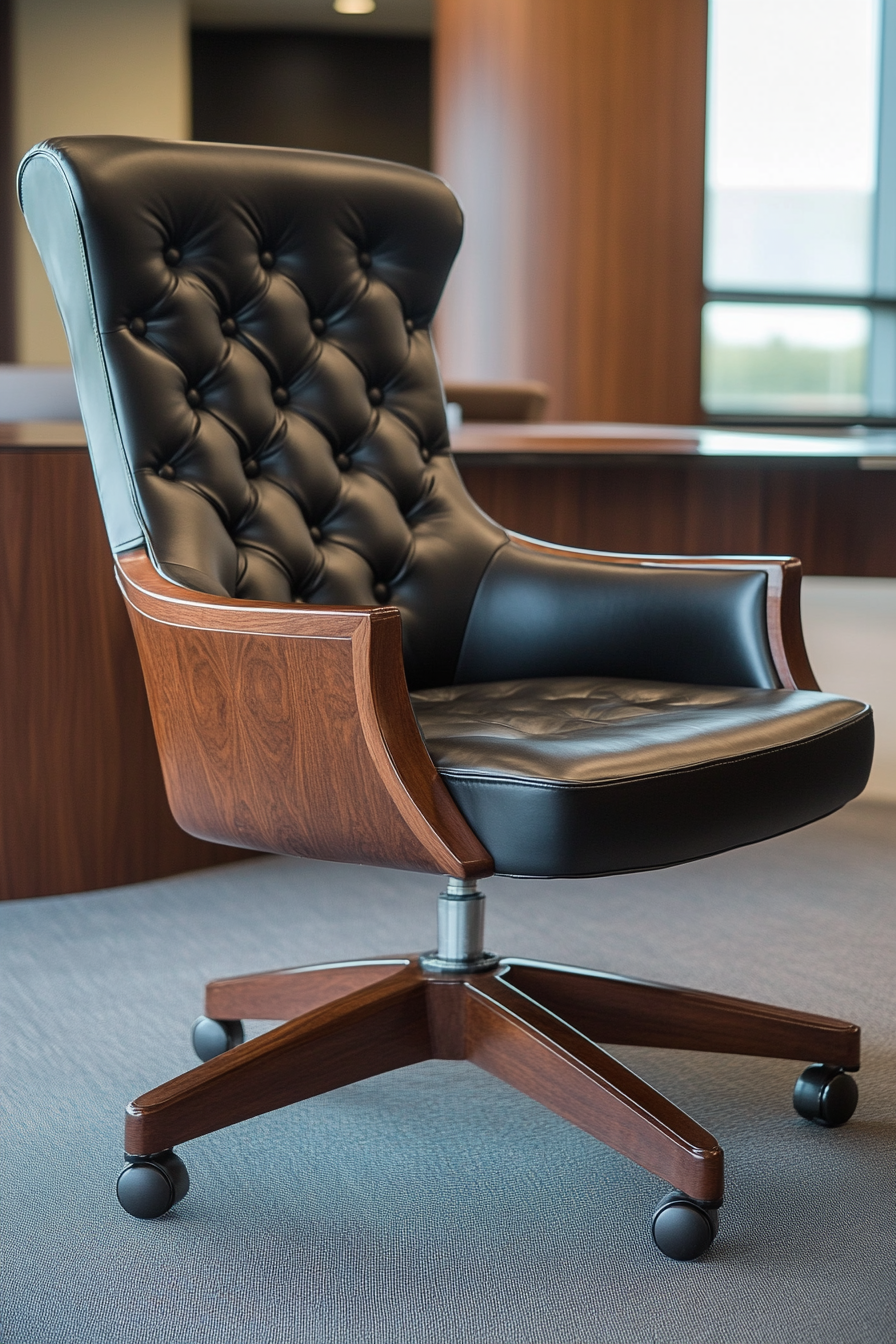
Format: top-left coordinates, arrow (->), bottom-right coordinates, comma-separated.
115,549 -> 493,878
455,534 -> 818,691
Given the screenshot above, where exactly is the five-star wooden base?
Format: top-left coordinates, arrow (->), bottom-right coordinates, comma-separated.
124,956 -> 860,1205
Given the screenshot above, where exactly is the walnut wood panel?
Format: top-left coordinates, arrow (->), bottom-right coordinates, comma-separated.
117,550 -> 493,879
0,451 -> 244,900
126,967 -> 431,1154
206,958 -> 412,1021
458,459 -> 896,578
434,0 -> 708,424
462,975 -> 724,1202
0,0 -> 14,361
502,962 -> 861,1069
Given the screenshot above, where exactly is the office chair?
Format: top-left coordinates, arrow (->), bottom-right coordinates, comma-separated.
20,137 -> 872,1261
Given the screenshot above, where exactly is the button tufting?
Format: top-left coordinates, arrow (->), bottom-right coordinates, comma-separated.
358,251 -> 371,268
221,317 -> 237,336
335,453 -> 351,470
420,448 -> 431,463
272,386 -> 289,406
158,463 -> 176,480
405,318 -> 414,333
186,389 -> 201,408
368,387 -> 383,406
373,582 -> 389,603
129,317 -> 146,336
311,317 -> 326,335
244,459 -> 260,478
259,250 -> 274,269
164,247 -> 181,266
309,526 -> 322,543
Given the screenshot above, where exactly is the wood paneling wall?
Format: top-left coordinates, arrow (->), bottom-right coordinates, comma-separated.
0,0 -> 14,361
433,0 -> 708,424
0,451 -> 248,900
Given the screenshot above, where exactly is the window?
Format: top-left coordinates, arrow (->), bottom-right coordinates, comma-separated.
702,0 -> 896,423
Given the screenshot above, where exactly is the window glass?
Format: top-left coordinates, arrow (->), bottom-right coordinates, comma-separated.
702,302 -> 871,416
705,0 -> 880,294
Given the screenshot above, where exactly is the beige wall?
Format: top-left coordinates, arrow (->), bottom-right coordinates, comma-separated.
801,578 -> 896,803
13,0 -> 190,364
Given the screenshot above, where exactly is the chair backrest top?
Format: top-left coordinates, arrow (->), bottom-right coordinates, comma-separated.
19,136 -> 506,688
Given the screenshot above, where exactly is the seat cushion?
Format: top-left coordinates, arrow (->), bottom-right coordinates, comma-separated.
411,677 -> 873,877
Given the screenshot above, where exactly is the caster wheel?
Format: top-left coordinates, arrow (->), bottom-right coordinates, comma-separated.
116,1149 -> 189,1219
191,1015 -> 244,1062
793,1064 -> 858,1127
651,1190 -> 720,1261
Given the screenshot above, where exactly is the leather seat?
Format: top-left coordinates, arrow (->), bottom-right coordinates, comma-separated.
413,676 -> 872,876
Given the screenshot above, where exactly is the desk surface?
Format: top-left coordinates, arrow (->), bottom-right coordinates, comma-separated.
3,419 -> 896,464
451,422 -> 896,465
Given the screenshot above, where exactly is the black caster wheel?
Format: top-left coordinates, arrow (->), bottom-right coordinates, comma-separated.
191,1015 -> 244,1062
793,1063 -> 858,1127
651,1190 -> 720,1261
116,1149 -> 190,1219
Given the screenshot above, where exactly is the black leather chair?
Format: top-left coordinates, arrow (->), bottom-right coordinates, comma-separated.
20,137 -> 873,1261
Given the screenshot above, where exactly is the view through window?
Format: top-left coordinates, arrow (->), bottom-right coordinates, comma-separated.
702,0 -> 896,421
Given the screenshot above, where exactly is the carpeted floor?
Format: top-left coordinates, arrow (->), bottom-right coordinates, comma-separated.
2,799 -> 894,1344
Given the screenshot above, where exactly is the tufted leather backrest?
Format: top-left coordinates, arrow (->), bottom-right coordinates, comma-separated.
18,137 -> 507,689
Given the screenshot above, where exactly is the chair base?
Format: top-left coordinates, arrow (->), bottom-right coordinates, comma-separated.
124,953 -> 861,1211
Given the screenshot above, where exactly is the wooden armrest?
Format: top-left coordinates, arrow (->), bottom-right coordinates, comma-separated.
115,549 -> 493,878
508,532 -> 819,691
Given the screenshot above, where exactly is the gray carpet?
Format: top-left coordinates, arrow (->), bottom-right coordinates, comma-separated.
2,800 -> 894,1344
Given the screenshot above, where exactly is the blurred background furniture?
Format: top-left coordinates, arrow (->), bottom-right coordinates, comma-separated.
443,379 -> 549,423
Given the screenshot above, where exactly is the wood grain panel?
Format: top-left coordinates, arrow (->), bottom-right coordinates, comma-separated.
206,958 -> 412,1021
502,961 -> 861,1068
463,974 -> 725,1202
117,550 -> 493,878
458,460 -> 896,577
126,966 -> 431,1154
434,0 -> 708,424
0,0 -> 13,361
0,451 -> 246,900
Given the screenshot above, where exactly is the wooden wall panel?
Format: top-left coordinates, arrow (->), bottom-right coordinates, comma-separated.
0,0 -> 14,361
458,461 -> 896,577
0,451 -> 248,900
434,0 -> 708,424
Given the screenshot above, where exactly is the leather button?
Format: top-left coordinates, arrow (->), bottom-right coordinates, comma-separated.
164,247 -> 181,266
405,318 -> 414,333
373,582 -> 389,604
368,387 -> 383,406
335,453 -> 351,470
259,250 -> 274,269
309,525 -> 322,543
358,251 -> 371,268
221,317 -> 237,336
129,317 -> 146,337
420,448 -> 431,463
158,463 -> 176,480
186,389 -> 201,408
272,386 -> 289,406
311,317 -> 325,335
244,459 -> 260,478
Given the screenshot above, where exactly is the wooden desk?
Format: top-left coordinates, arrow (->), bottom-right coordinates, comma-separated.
3,420 -> 893,899
0,424 -> 245,900
453,423 -> 896,577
